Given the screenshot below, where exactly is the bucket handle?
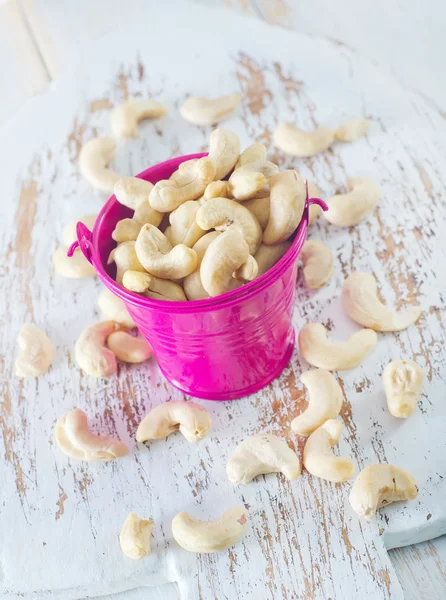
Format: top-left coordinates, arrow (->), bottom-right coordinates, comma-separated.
308,197 -> 328,211
67,222 -> 93,263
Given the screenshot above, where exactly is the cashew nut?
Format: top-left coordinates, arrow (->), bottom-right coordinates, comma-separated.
298,323 -> 378,371
62,214 -> 97,246
136,401 -> 211,443
111,99 -> 167,138
228,161 -> 279,200
98,288 -> 135,328
75,321 -> 118,378
120,512 -> 153,560
180,93 -> 241,126
196,197 -> 262,254
274,122 -> 334,157
15,325 -> 54,377
291,369 -> 344,436
208,128 -> 240,180
254,242 -> 291,277
233,255 -> 258,281
183,232 -> 222,301
243,196 -> 270,230
303,419 -> 355,482
169,200 -> 206,247
114,177 -> 154,210
135,224 -> 197,279
341,272 -> 422,331
122,270 -> 186,301
204,180 -> 231,200
108,241 -> 146,284
172,507 -> 247,553
383,360 -> 424,418
324,178 -> 380,227
226,434 -> 301,485
334,118 -> 369,143
54,247 -> 96,279
107,331 -> 152,363
300,240 -> 334,289
149,157 -> 216,212
55,408 -> 128,461
79,137 -> 121,192
113,197 -> 164,242
235,143 -> 267,169
263,170 -> 306,245
349,464 -> 418,520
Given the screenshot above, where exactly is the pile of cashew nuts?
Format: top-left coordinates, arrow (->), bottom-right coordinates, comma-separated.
15,92 -> 425,557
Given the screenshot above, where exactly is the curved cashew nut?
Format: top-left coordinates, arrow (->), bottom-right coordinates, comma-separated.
79,137 -> 121,192
113,197 -> 164,243
300,240 -> 334,289
15,325 -> 54,377
233,255 -> 258,281
324,178 -> 379,227
75,321 -> 118,378
98,288 -> 135,328
274,122 -> 334,157
196,197 -> 262,254
235,143 -> 267,169
263,170 -> 306,245
254,242 -> 291,277
180,93 -> 241,126
183,232 -> 222,301
172,507 -> 247,553
229,161 -> 279,200
208,128 -> 240,180
226,434 -> 301,485
291,369 -> 344,436
120,512 -> 153,560
341,272 -> 422,331
334,118 -> 369,143
298,323 -> 378,371
107,331 -> 152,363
62,214 -> 97,246
55,408 -> 128,461
122,270 -> 186,301
349,464 -> 418,520
108,241 -> 146,284
114,177 -> 154,209
169,200 -> 206,247
244,196 -> 270,230
135,224 -> 197,279
303,419 -> 355,482
383,360 -> 424,418
200,225 -> 250,297
111,99 -> 167,138
204,180 -> 231,200
136,401 -> 211,443
149,157 -> 216,212
54,247 -> 96,279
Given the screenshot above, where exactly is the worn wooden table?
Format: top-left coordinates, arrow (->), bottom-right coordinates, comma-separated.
1,1 -> 445,599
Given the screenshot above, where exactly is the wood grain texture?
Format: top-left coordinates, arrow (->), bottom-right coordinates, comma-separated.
1,1 -> 445,599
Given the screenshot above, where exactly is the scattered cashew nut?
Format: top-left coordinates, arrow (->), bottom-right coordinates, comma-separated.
108,241 -> 146,284
54,247 -> 96,279
111,99 -> 167,138
303,419 -> 355,482
324,178 -> 380,227
349,464 -> 418,520
226,434 -> 301,485
107,331 -> 152,363
180,93 -> 241,126
208,128 -> 240,180
274,122 -> 334,157
98,288 -> 135,328
169,200 -> 206,247
383,360 -> 424,418
114,177 -> 154,210
300,240 -> 334,289
235,143 -> 267,169
122,270 -> 186,301
334,118 -> 369,143
55,408 -> 128,461
120,512 -> 154,560
254,242 -> 291,277
263,170 -> 306,245
342,272 -> 422,331
79,137 -> 121,192
136,401 -> 211,443
15,325 -> 54,377
75,321 -> 118,378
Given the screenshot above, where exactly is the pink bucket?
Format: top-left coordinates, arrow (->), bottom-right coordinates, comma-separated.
72,153 -> 327,400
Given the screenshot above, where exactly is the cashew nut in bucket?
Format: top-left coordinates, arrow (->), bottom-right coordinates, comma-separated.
274,122 -> 334,157
169,200 -> 206,247
208,128 -> 240,180
226,434 -> 301,485
204,180 -> 231,200
108,241 -> 146,284
383,360 -> 424,418
291,369 -> 344,436
15,325 -> 54,377
298,323 -> 378,371
254,242 -> 291,277
263,170 -> 306,245
122,270 -> 186,301
303,420 -> 355,482
55,408 -> 128,461
107,331 -> 152,363
98,288 -> 135,328
79,137 -> 121,192
180,93 -> 241,126
149,157 -> 216,212
113,197 -> 164,242
136,401 -> 212,443
235,143 -> 267,169
341,272 -> 422,331
349,464 -> 418,520
120,512 -> 153,559
75,321 -> 118,378
111,99 -> 167,138
300,240 -> 334,289
324,178 -> 380,227
54,247 -> 96,279
243,196 -> 270,230
196,197 -> 262,254
335,118 -> 369,142
183,232 -> 222,301
114,177 -> 154,210
228,161 -> 279,200
135,224 -> 197,279
172,507 -> 247,553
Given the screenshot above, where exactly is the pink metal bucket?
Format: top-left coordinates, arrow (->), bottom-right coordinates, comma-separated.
73,153 -> 327,400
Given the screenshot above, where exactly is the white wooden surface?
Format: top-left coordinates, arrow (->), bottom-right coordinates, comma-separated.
1,1 -> 446,599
